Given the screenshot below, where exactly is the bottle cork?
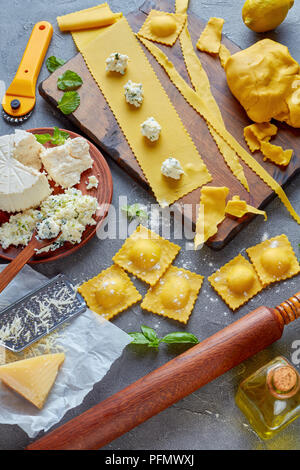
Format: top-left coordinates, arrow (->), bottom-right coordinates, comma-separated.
267,364 -> 300,399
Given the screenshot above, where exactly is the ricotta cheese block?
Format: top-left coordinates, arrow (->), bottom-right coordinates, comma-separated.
40,137 -> 93,188
124,80 -> 143,107
0,135 -> 51,213
86,175 -> 99,189
140,117 -> 161,141
106,52 -> 129,74
161,157 -> 184,179
13,129 -> 43,171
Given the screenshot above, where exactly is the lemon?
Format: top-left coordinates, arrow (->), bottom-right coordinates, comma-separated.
242,0 -> 294,32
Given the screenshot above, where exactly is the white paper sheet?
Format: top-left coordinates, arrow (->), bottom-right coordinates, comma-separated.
0,264 -> 131,438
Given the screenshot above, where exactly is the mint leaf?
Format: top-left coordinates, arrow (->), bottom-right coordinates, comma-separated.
46,56 -> 65,73
51,127 -> 70,145
161,332 -> 199,345
57,70 -> 83,91
34,127 -> 69,146
34,133 -> 53,144
57,91 -> 80,115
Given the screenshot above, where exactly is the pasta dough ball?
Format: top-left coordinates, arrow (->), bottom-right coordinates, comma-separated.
160,276 -> 190,309
260,247 -> 292,277
129,239 -> 161,270
150,15 -> 177,37
226,265 -> 255,295
95,277 -> 126,308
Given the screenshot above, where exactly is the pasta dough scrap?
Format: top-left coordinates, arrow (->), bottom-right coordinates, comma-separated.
78,264 -> 141,320
246,234 -> 300,286
196,18 -> 225,54
194,186 -> 229,248
208,254 -> 264,311
57,3 -> 122,32
219,44 -> 231,69
112,225 -> 181,286
137,10 -> 187,46
141,265 -> 204,324
244,122 -> 278,153
260,141 -> 293,166
77,17 -> 211,207
225,195 -> 267,220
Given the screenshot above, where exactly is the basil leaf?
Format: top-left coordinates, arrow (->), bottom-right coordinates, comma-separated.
57,70 -> 83,91
129,333 -> 151,345
34,133 -> 53,144
57,91 -> 80,115
141,325 -> 159,343
161,332 -> 199,344
46,56 -> 66,73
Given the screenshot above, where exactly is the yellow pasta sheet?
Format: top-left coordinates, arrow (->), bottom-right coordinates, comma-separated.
225,195 -> 267,220
57,3 -> 121,32
196,18 -> 225,54
77,17 -> 211,206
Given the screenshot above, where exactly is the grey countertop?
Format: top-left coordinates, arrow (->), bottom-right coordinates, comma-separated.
0,0 -> 300,451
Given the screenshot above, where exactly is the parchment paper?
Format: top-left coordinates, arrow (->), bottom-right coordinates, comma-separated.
0,264 -> 131,438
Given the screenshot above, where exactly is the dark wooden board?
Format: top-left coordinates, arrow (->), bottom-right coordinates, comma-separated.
39,0 -> 300,249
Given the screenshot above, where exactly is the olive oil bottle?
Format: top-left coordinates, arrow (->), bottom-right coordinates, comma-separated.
236,356 -> 300,439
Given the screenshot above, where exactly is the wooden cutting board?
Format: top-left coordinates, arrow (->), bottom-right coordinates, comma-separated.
39,0 -> 300,249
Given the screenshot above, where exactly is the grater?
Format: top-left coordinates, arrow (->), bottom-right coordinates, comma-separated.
0,274 -> 86,352
2,21 -> 53,124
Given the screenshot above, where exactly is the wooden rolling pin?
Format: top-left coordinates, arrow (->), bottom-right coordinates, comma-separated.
27,292 -> 300,450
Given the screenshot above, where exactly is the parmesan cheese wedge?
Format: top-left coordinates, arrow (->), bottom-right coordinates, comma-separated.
0,353 -> 65,409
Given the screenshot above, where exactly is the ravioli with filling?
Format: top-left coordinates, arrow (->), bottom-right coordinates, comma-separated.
137,10 -> 187,46
78,264 -> 141,320
246,234 -> 300,286
141,265 -> 204,324
208,254 -> 263,311
112,225 -> 181,286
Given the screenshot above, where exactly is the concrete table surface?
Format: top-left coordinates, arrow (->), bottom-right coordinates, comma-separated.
0,0 -> 300,451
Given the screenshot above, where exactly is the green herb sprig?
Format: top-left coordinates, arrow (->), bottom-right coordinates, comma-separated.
34,127 -> 70,146
46,56 -> 66,73
129,325 -> 199,349
57,70 -> 83,91
121,203 -> 148,221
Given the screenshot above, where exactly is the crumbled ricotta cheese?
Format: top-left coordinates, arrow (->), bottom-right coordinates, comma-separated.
40,137 -> 93,188
106,52 -> 129,74
161,157 -> 184,180
140,117 -> 161,142
124,80 -> 143,107
86,175 -> 99,190
0,188 -> 98,252
36,218 -> 60,240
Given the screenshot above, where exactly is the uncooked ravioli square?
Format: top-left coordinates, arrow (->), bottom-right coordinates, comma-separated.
112,225 -> 181,286
141,265 -> 204,324
208,254 -> 264,311
246,234 -> 300,287
78,264 -> 142,320
137,10 -> 187,46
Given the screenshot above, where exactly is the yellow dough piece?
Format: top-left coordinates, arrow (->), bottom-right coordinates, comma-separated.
57,3 -> 122,32
219,44 -> 231,69
260,141 -> 293,166
194,186 -> 229,248
137,10 -> 187,46
208,254 -> 263,311
112,225 -> 181,286
225,195 -> 267,220
0,353 -> 65,409
246,234 -> 300,286
196,18 -> 225,54
244,122 -> 278,153
76,17 -> 211,207
78,265 -> 142,320
139,35 -> 300,224
225,39 -> 300,127
141,265 -> 204,324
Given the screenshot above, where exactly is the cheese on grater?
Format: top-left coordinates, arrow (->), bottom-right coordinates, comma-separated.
0,353 -> 65,409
